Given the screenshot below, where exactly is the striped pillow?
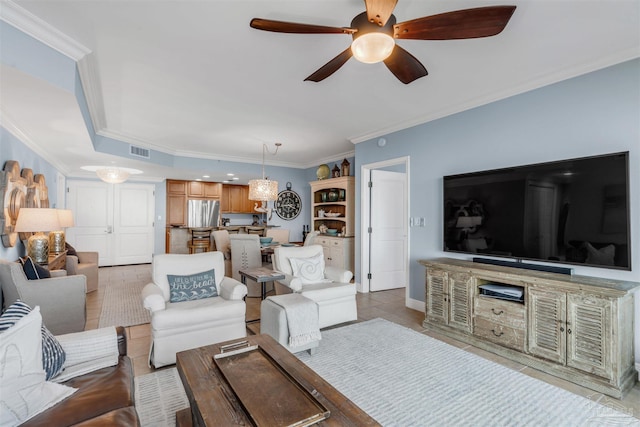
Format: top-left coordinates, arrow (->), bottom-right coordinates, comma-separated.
0,301 -> 66,380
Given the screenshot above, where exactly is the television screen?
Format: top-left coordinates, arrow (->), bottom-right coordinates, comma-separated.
443,152 -> 630,270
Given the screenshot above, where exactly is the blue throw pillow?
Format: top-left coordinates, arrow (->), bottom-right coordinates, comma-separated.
0,301 -> 66,380
167,269 -> 218,303
18,256 -> 51,279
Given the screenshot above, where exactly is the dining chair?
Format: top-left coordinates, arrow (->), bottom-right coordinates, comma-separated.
303,231 -> 319,246
212,229 -> 232,276
266,228 -> 290,244
229,234 -> 266,297
246,226 -> 266,237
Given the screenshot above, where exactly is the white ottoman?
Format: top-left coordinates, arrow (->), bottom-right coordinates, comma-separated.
260,295 -> 320,355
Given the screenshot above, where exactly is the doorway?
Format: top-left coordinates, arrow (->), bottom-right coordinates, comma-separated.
65,180 -> 155,266
361,157 -> 409,294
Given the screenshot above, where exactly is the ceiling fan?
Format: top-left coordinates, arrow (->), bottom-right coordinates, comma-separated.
250,0 -> 516,84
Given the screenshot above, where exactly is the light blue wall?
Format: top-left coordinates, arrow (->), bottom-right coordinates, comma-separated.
355,58 -> 640,301
0,127 -> 62,261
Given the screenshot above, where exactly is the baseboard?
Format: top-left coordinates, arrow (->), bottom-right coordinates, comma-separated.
406,297 -> 424,313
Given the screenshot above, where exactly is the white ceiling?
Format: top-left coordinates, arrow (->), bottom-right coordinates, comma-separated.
1,0 -> 639,182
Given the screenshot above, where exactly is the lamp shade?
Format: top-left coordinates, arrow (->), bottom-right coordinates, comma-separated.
96,167 -> 130,184
351,33 -> 395,63
248,179 -> 278,201
57,209 -> 75,228
15,208 -> 61,232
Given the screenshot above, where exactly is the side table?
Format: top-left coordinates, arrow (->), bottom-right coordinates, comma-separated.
238,267 -> 285,323
45,250 -> 67,271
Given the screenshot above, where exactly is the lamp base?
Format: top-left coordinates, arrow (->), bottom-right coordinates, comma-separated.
49,230 -> 66,254
27,232 -> 49,264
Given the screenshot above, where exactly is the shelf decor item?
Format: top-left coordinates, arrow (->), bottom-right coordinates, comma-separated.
332,164 -> 340,178
341,158 -> 350,177
316,164 -> 330,180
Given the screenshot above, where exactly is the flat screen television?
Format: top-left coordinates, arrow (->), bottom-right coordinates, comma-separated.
443,152 -> 631,270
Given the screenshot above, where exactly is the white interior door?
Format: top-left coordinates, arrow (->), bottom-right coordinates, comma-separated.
369,169 -> 407,291
66,180 -> 154,266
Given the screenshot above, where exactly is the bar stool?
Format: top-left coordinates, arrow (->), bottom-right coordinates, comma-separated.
246,226 -> 265,237
188,228 -> 212,253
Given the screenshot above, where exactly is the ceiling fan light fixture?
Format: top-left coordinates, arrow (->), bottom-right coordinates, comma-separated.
351,33 -> 395,63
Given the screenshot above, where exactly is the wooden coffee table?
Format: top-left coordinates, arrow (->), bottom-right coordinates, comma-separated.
176,334 -> 379,427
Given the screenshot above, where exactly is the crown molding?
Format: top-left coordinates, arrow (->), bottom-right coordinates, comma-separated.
76,54 -> 107,132
0,110 -> 72,175
350,48 -> 640,144
0,0 -> 90,61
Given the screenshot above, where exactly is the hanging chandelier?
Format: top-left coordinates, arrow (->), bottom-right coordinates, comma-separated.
248,143 -> 281,203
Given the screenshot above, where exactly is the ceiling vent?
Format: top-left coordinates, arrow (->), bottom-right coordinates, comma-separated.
129,145 -> 150,159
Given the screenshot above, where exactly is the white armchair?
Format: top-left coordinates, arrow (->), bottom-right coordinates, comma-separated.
272,245 -> 357,329
141,252 -> 247,368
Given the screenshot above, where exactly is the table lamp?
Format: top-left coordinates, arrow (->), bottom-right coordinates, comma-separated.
49,209 -> 75,254
14,208 -> 61,264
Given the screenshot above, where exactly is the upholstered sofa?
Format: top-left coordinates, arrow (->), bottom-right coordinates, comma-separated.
142,251 -> 248,367
22,326 -> 138,426
0,258 -> 86,335
272,244 -> 357,329
66,251 -> 99,293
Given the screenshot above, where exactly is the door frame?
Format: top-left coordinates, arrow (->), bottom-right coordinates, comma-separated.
360,156 -> 410,299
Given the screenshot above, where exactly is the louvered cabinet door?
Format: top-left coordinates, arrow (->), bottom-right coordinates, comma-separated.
528,287 -> 566,364
426,269 -> 448,325
566,294 -> 612,379
448,272 -> 473,332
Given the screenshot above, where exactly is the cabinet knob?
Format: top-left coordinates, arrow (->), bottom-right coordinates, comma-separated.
567,328 -> 572,335
559,326 -> 564,332
491,329 -> 504,337
491,308 -> 504,316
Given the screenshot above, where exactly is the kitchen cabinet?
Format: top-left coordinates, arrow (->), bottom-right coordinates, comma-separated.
167,194 -> 186,226
188,181 -> 204,197
419,258 -> 639,399
204,182 -> 222,198
167,180 -> 186,194
221,184 -> 253,214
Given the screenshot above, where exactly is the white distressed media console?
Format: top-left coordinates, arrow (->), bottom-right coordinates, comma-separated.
419,258 -> 640,398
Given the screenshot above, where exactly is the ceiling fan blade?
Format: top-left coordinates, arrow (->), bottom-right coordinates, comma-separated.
364,0 -> 398,26
394,6 -> 516,40
305,48 -> 353,82
383,45 -> 428,85
250,18 -> 355,35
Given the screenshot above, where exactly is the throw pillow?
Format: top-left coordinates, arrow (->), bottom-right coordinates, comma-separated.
167,269 -> 218,303
18,256 -> 51,280
0,306 -> 76,427
65,242 -> 79,259
0,301 -> 66,380
288,252 -> 327,284
584,242 -> 616,266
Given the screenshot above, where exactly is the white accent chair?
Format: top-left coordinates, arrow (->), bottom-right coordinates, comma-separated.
272,245 -> 357,329
303,231 -> 319,246
141,252 -> 247,368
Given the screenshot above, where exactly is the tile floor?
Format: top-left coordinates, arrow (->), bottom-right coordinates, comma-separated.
86,264 -> 639,419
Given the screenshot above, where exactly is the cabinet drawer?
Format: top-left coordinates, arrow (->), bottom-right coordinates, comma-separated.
475,296 -> 525,329
474,317 -> 526,352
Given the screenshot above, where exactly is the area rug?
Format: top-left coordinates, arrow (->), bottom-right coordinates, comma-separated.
135,368 -> 189,427
133,319 -> 639,427
98,279 -> 151,328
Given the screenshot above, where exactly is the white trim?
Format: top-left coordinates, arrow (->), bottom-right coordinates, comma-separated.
360,156 -> 410,298
350,48 -> 640,144
0,0 -> 90,61
636,362 -> 640,381
406,297 -> 425,313
76,54 -> 107,133
0,111 -> 72,175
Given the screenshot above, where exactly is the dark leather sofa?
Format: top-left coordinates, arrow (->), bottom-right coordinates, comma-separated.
23,327 -> 139,426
